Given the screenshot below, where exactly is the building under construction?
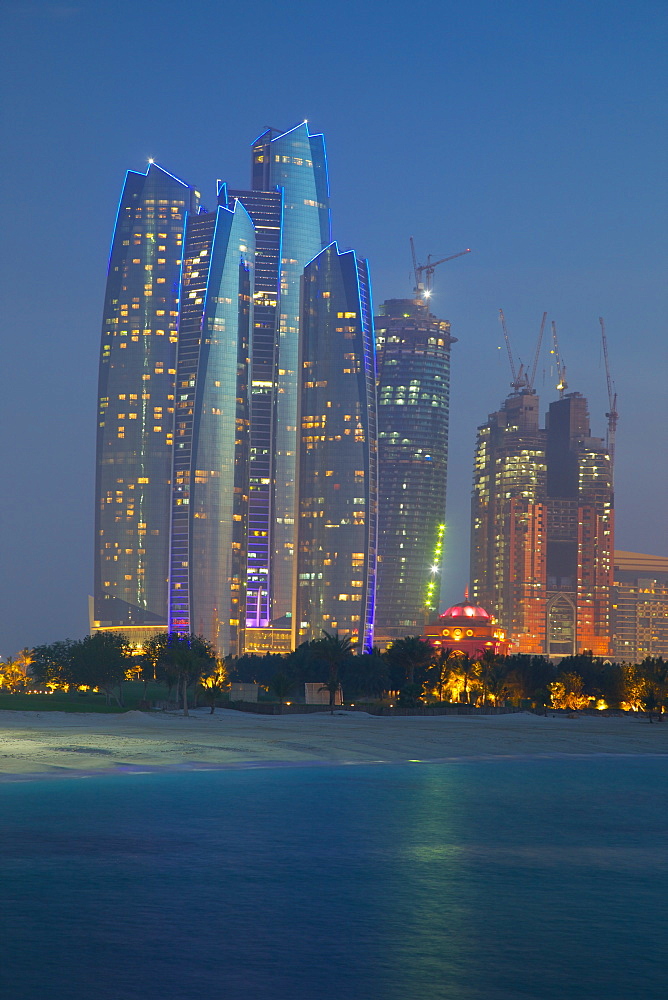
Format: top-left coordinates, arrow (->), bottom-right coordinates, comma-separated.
470,315 -> 614,656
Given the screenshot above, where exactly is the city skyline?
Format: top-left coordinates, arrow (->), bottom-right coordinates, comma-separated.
2,0 -> 666,654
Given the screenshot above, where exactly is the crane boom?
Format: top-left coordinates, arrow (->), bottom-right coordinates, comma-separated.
499,309 -> 527,391
550,321 -> 568,397
527,311 -> 547,390
409,236 -> 419,293
599,316 -> 618,472
409,240 -> 471,297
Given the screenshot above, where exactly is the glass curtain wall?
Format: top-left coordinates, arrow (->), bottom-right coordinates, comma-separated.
227,187 -> 283,627
168,202 -> 254,656
251,123 -> 331,621
295,244 -> 377,653
94,164 -> 199,636
375,298 -> 456,642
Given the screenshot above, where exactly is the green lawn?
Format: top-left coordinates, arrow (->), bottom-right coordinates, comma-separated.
0,681 -> 169,714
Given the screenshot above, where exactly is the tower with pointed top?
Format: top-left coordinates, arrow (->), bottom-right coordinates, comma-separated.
248,123 -> 331,622
93,164 -> 199,642
167,198 -> 255,656
295,243 -> 378,652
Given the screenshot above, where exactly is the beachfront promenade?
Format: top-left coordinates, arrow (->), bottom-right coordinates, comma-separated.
0,709 -> 667,777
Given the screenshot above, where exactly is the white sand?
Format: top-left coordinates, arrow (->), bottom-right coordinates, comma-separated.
0,708 -> 666,777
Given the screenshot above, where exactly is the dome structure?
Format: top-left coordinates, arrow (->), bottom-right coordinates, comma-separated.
423,593 -> 509,656
440,601 -> 491,621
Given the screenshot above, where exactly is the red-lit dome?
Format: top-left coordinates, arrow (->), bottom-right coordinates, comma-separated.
439,601 -> 491,621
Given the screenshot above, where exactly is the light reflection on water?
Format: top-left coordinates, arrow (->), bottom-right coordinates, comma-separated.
1,758 -> 667,1000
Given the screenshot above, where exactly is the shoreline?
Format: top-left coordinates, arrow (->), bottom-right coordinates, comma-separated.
1,708 -> 667,781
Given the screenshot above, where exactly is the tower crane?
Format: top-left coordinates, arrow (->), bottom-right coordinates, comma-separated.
599,316 -> 618,472
550,321 -> 568,397
409,237 -> 471,298
498,309 -> 528,392
527,311 -> 548,391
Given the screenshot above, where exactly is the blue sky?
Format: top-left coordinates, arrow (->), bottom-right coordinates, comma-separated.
1,0 -> 666,652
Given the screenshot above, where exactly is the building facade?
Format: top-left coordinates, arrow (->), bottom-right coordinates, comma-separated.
294,244 -> 378,652
423,598 -> 509,657
93,163 -> 199,644
227,186 -> 283,629
374,297 -> 456,644
251,123 -> 331,620
167,200 -> 255,656
471,390 -> 613,656
613,551 -> 668,661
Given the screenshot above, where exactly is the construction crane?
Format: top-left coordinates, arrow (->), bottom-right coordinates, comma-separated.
409,238 -> 471,298
599,316 -> 618,472
550,321 -> 568,397
498,309 -> 528,392
527,311 -> 548,391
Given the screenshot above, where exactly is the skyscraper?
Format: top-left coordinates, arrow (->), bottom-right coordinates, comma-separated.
471,389 -> 614,656
250,123 -> 331,620
294,244 -> 377,652
167,199 -> 255,656
374,297 -> 456,644
612,551 -> 668,661
93,163 -> 199,643
226,187 -> 283,629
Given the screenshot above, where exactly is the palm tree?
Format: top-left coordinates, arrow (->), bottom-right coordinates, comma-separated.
478,649 -> 508,706
385,636 -> 433,689
269,672 -> 295,711
309,630 -> 352,713
455,653 -> 478,704
147,633 -> 216,716
1,656 -> 30,693
433,647 -> 458,701
200,657 -> 231,714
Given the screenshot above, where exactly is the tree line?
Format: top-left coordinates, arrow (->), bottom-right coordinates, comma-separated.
1,631 -> 667,719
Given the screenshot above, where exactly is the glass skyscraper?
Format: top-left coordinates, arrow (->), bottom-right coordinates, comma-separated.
295,244 -> 378,653
94,163 -> 199,642
251,123 -> 331,620
374,297 -> 456,644
167,200 -> 255,656
227,187 -> 283,628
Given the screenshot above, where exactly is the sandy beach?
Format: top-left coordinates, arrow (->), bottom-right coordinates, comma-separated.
0,708 -> 666,778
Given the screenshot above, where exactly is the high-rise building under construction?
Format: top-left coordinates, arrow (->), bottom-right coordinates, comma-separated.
471,389 -> 613,656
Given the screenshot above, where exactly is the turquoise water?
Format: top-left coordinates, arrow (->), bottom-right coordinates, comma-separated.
1,757 -> 667,999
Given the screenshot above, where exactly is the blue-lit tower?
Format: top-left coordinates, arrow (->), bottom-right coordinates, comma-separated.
227,187 -> 283,628
168,199 -> 255,657
295,244 -> 378,653
250,123 -> 331,621
94,163 -> 199,643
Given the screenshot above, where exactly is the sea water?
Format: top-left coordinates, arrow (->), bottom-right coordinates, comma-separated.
1,757 -> 666,1000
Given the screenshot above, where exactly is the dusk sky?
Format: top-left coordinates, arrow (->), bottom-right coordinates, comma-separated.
1,0 -> 666,655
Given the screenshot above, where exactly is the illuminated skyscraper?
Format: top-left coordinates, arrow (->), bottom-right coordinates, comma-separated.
226,187 -> 283,628
294,244 -> 377,652
93,164 -> 199,642
612,551 -> 668,661
250,123 -> 331,620
471,389 -> 613,656
374,297 -> 456,644
167,198 -> 254,656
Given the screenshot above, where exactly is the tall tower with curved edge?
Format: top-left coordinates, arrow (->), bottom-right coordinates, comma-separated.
93,163 -> 199,644
295,243 -> 378,653
250,123 -> 331,621
167,199 -> 255,657
374,296 -> 456,646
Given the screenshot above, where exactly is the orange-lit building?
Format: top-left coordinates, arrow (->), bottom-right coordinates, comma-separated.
471,389 -> 613,657
423,599 -> 509,657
